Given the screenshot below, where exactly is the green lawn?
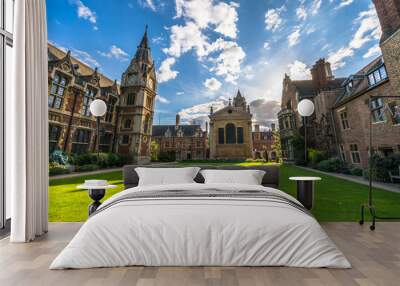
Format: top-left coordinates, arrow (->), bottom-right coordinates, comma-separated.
49,163 -> 400,222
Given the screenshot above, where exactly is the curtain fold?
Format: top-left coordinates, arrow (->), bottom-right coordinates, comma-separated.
9,0 -> 48,242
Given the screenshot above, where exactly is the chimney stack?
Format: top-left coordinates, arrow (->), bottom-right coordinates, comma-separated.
176,114 -> 180,126
271,123 -> 276,131
311,58 -> 334,91
373,0 -> 400,43
254,124 -> 260,132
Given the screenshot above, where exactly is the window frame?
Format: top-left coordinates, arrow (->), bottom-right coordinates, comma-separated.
48,73 -> 68,109
350,144 -> 361,164
127,93 -> 135,105
218,128 -> 224,144
368,65 -> 388,86
81,87 -> 97,117
370,97 -> 386,123
339,110 -> 350,130
49,124 -> 62,153
1,0 -> 14,230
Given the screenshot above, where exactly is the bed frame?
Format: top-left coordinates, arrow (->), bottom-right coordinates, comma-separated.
123,165 -> 280,189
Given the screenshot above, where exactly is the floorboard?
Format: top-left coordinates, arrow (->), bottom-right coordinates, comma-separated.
0,222 -> 399,286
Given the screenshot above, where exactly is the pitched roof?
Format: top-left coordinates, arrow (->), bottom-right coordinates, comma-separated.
48,43 -> 117,88
291,78 -> 346,98
152,125 -> 202,137
334,56 -> 388,107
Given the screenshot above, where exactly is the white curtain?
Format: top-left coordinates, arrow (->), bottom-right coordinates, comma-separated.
8,0 -> 48,242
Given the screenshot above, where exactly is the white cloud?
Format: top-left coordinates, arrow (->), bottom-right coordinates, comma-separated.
328,5 -> 381,70
296,5 -> 307,21
263,42 -> 271,50
287,60 -> 311,80
174,0 -> 239,39
71,49 -> 100,67
242,65 -> 255,80
156,95 -> 170,104
204,77 -> 222,91
179,99 -> 227,123
163,22 -> 209,59
336,0 -> 354,9
98,45 -> 129,60
208,39 -> 246,84
157,57 -> 179,83
138,0 -> 157,11
265,8 -> 283,31
363,44 -> 381,59
176,91 -> 184,95
76,1 -> 97,24
311,0 -> 322,16
288,28 -> 301,47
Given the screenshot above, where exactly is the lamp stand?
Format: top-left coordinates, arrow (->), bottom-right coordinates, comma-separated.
359,95 -> 400,230
96,117 -> 100,160
304,116 -> 307,164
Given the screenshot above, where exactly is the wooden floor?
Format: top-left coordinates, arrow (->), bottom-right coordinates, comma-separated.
1,222 -> 399,286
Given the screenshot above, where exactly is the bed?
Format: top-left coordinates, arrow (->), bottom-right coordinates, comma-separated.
50,165 -> 350,269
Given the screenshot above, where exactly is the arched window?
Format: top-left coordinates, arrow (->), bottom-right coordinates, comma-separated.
144,114 -> 151,133
124,119 -> 131,129
237,127 -> 244,144
218,128 -> 224,144
226,123 -> 236,144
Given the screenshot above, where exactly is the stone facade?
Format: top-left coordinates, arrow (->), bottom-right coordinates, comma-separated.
277,0 -> 400,167
47,28 -> 157,163
152,115 -> 208,161
277,60 -> 345,161
117,27 -> 157,163
252,124 -> 276,161
209,91 -> 253,160
48,46 -> 120,155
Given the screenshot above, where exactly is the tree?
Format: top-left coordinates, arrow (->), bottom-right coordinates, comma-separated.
150,140 -> 159,161
272,130 -> 282,163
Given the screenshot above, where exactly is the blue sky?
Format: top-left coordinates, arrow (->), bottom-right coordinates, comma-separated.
47,0 -> 381,128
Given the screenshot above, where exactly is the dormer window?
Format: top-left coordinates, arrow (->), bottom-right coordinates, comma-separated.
345,81 -> 353,93
368,65 -> 388,86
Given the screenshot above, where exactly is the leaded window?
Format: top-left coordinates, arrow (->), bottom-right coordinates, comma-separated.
105,97 -> 116,122
368,65 -> 388,86
127,93 -> 135,105
81,88 -> 96,116
226,123 -> 236,144
49,73 -> 68,109
49,125 -> 61,153
237,127 -> 244,144
218,128 -> 224,144
371,97 -> 385,123
350,144 -> 361,164
389,102 -> 400,125
340,111 -> 350,130
124,119 -> 131,129
72,129 -> 91,154
122,135 -> 130,145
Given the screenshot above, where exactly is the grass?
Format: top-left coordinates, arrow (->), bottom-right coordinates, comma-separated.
49,163 -> 400,222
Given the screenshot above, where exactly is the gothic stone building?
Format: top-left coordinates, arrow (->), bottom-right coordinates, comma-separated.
47,28 -> 157,163
209,91 -> 253,160
151,114 -> 208,160
331,0 -> 400,168
252,124 -> 276,161
278,59 -> 345,161
277,0 -> 400,167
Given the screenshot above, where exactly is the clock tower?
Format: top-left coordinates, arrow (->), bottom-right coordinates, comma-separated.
117,26 -> 157,163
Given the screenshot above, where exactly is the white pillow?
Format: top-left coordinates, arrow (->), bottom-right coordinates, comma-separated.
200,169 -> 265,185
135,167 -> 200,186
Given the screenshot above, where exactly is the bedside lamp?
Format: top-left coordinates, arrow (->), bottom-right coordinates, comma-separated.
298,99 -> 315,164
90,99 -> 107,158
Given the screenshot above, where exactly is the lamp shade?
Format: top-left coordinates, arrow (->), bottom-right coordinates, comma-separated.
298,99 -> 315,117
90,99 -> 107,117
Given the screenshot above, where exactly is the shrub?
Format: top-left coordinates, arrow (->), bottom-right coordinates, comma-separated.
75,164 -> 100,172
350,167 -> 363,176
107,153 -> 120,167
158,151 -> 176,162
308,149 -> 328,166
49,162 -> 70,176
316,158 -> 344,173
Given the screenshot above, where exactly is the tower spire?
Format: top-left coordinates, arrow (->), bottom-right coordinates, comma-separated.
138,25 -> 149,49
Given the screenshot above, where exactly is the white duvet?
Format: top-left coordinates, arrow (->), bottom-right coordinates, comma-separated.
50,183 -> 351,269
